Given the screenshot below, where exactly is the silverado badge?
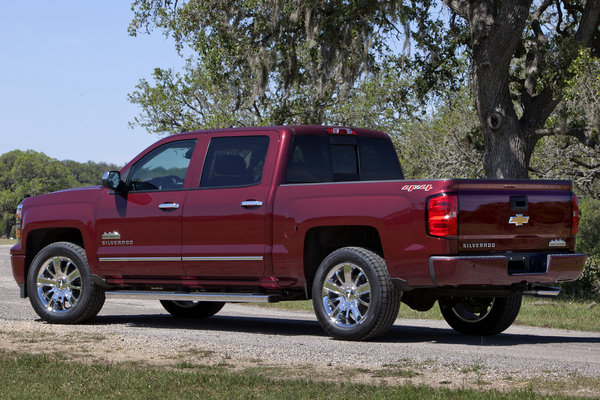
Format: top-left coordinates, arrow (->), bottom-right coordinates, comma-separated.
509,214 -> 530,226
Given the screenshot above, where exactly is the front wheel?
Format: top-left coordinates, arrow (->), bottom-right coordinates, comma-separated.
439,295 -> 522,336
160,300 -> 225,318
312,247 -> 401,341
27,242 -> 105,324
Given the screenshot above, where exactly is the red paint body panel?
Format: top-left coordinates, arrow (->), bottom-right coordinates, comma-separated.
10,125 -> 585,296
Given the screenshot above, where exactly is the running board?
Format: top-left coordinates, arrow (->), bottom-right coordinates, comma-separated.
105,291 -> 277,303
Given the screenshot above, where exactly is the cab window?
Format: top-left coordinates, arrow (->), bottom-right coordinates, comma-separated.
200,136 -> 270,188
128,139 -> 197,191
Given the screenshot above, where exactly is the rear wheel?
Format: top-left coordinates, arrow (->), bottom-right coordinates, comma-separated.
27,242 -> 105,324
439,295 -> 522,336
312,247 -> 401,341
160,300 -> 225,318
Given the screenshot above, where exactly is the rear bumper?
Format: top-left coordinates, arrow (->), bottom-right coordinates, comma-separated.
429,253 -> 585,287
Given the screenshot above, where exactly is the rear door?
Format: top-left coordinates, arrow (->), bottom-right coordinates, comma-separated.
181,131 -> 279,280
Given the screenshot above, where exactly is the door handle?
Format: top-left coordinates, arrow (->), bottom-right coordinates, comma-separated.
158,202 -> 180,210
241,200 -> 263,208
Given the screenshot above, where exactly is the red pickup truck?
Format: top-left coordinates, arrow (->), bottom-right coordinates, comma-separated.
10,126 -> 585,340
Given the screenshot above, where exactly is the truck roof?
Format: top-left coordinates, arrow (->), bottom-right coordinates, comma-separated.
169,125 -> 390,139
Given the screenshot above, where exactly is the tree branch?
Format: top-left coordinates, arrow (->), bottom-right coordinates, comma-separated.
534,126 -> 598,148
575,0 -> 600,47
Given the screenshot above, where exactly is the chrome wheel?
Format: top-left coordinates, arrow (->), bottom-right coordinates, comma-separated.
450,298 -> 495,323
320,262 -> 371,328
36,256 -> 82,313
313,247 -> 400,340
439,296 -> 522,336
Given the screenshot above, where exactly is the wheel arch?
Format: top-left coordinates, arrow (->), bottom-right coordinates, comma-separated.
303,225 -> 383,299
22,227 -> 85,297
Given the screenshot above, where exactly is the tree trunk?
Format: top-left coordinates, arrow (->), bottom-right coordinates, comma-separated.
474,77 -> 531,179
468,0 -> 533,179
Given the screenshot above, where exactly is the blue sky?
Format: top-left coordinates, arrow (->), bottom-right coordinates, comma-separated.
0,1 -> 185,166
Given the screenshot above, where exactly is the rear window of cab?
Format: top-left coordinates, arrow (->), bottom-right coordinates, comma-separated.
285,135 -> 403,184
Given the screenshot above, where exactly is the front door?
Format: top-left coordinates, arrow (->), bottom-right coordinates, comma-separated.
96,139 -> 197,279
181,132 -> 278,280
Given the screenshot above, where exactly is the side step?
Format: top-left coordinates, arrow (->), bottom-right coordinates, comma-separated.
105,291 -> 277,303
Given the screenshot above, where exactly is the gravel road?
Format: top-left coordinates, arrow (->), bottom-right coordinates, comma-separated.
1,244 -> 599,394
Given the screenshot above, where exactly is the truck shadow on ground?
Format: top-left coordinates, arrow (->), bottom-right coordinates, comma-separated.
89,314 -> 600,346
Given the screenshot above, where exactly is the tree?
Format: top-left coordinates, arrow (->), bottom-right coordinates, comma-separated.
129,0 -> 600,179
0,150 -> 77,237
529,49 -> 600,195
398,86 -> 485,179
62,160 -> 121,187
128,1 -> 418,134
438,0 -> 600,179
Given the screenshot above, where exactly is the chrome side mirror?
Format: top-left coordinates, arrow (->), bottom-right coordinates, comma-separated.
101,171 -> 127,193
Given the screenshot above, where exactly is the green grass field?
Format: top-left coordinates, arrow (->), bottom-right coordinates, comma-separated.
0,352 -> 592,400
255,296 -> 600,332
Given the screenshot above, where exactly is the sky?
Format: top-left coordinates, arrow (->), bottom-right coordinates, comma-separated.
0,1 -> 186,166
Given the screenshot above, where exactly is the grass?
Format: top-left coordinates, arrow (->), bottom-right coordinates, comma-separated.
253,296 -> 600,332
0,238 -> 16,245
0,352 -> 591,400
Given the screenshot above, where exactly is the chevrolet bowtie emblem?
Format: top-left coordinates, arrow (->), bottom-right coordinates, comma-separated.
509,214 -> 530,226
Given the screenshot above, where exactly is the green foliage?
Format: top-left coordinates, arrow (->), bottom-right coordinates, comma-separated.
397,86 -> 484,179
530,50 -> 600,196
61,159 -> 120,187
0,150 -> 119,238
0,150 -> 77,237
561,198 -> 600,298
127,0 -> 427,134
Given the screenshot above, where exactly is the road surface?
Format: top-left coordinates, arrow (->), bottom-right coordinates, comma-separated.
1,245 -> 599,394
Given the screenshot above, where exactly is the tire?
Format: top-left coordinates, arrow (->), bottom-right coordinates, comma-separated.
27,242 -> 105,324
312,247 -> 401,341
160,300 -> 225,318
439,295 -> 522,336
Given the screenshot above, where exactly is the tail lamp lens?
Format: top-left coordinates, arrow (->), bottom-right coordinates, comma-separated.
572,193 -> 579,236
427,193 -> 458,237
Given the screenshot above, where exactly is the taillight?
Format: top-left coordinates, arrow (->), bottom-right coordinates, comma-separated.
571,193 -> 579,236
427,193 -> 458,237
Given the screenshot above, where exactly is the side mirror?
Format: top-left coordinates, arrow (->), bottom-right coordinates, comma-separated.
101,171 -> 127,193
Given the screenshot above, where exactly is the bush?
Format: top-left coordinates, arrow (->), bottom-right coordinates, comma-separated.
561,198 -> 600,298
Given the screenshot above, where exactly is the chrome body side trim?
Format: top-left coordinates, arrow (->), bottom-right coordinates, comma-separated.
105,291 -> 275,303
99,257 -> 181,262
182,256 -> 263,262
99,256 -> 264,262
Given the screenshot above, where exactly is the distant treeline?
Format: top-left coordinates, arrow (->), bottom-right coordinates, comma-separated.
0,149 -> 120,238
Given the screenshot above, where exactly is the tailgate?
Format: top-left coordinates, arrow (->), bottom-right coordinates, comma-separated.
455,180 -> 575,253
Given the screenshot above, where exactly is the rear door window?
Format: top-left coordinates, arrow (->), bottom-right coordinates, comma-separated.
200,136 -> 270,188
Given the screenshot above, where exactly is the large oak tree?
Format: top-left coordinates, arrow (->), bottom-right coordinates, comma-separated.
129,0 -> 600,179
